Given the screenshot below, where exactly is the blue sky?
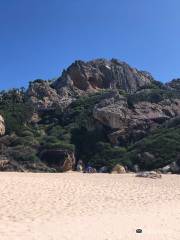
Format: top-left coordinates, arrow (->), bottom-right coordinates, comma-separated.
0,0 -> 180,90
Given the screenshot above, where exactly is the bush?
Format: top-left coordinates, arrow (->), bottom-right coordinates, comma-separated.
127,89 -> 180,108
42,141 -> 75,151
11,136 -> 37,147
86,142 -> 128,171
41,135 -> 75,151
0,90 -> 34,134
9,146 -> 39,163
19,130 -> 34,137
122,123 -> 180,170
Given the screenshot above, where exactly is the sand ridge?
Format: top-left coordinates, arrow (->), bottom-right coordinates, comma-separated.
0,172 -> 180,239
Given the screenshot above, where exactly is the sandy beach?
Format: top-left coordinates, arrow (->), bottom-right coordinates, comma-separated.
0,172 -> 179,240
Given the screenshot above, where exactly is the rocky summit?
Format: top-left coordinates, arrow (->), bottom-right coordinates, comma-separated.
27,59 -> 154,111
54,59 -> 153,93
1,58 -> 180,173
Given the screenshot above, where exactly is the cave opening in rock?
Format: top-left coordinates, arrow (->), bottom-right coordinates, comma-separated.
41,150 -> 67,171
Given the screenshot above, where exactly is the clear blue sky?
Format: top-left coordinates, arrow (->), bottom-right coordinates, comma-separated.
0,0 -> 180,90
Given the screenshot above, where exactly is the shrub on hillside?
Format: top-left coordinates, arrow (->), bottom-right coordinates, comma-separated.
122,124 -> 180,170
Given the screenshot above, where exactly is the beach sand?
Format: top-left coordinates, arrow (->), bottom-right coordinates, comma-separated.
0,172 -> 179,240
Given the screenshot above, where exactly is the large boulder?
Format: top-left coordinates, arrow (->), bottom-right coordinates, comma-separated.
159,161 -> 180,174
93,91 -> 180,145
111,164 -> 126,174
160,165 -> 171,174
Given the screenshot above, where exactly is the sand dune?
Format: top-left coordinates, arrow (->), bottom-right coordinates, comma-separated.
0,172 -> 179,239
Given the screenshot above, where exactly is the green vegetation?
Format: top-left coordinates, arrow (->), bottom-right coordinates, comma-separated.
40,135 -> 74,151
1,86 -> 180,172
32,91 -> 129,171
122,119 -> 180,170
0,89 -> 34,134
127,88 -> 180,108
62,90 -> 111,127
88,142 -> 127,171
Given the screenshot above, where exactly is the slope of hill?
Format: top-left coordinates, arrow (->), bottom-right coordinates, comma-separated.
0,58 -> 180,173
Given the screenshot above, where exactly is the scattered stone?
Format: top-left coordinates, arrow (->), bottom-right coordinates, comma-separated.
160,165 -> 171,174
136,171 -> 161,179
99,166 -> 108,173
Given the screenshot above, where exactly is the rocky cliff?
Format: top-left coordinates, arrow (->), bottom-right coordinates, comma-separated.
1,58 -> 180,172
54,59 -> 153,93
27,59 -> 154,111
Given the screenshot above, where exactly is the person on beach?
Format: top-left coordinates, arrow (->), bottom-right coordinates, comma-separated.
76,160 -> 83,172
85,165 -> 97,173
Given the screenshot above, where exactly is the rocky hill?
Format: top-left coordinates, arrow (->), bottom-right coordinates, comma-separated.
27,59 -> 154,111
0,58 -> 180,173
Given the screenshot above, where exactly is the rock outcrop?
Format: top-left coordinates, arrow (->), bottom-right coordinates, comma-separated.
27,59 -> 154,112
93,91 -> 180,145
27,80 -> 64,110
0,116 -> 5,136
166,79 -> 180,91
54,59 -> 153,94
